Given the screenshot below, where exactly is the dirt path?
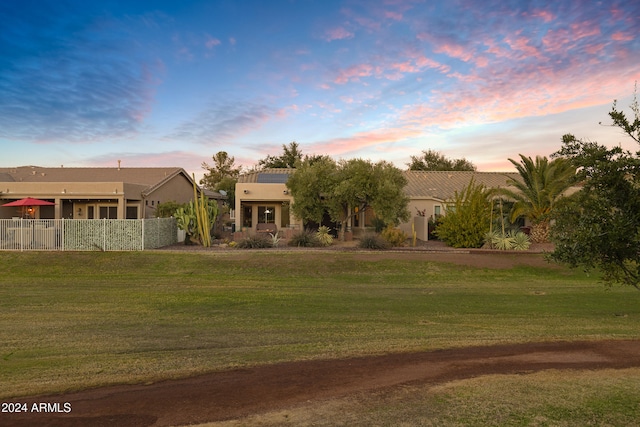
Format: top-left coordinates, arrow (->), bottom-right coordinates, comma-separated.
4,340 -> 640,427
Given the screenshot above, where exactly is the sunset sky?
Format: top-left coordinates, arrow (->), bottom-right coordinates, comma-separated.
1,0 -> 638,179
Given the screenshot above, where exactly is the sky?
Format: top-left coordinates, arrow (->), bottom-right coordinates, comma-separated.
1,0 -> 639,181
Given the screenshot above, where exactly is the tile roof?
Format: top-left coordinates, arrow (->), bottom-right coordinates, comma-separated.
237,169 -> 523,201
0,166 -> 186,186
403,171 -> 522,200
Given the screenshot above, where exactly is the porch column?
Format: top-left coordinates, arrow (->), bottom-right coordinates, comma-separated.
117,196 -> 126,219
54,198 -> 62,219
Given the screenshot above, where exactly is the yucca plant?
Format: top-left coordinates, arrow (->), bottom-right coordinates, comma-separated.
315,226 -> 333,246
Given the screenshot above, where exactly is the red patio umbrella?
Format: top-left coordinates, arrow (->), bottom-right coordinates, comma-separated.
3,197 -> 55,219
3,197 -> 55,207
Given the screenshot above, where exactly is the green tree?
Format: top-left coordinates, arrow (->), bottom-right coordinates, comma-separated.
495,155 -> 576,243
550,87 -> 640,289
200,151 -> 241,189
435,179 -> 491,248
200,151 -> 241,208
407,149 -> 476,171
258,141 -> 304,169
286,158 -> 410,240
155,201 -> 182,218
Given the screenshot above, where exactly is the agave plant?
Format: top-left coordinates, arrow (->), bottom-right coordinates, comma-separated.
510,230 -> 531,251
269,232 -> 282,247
493,232 -> 516,250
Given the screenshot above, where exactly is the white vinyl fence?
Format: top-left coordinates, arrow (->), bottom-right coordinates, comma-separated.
0,218 -> 177,251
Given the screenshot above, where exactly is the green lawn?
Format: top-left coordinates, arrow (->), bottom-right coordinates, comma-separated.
1,250 -> 639,406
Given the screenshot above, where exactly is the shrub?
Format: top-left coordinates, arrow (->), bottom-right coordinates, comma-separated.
288,230 -> 321,247
315,226 -> 333,246
358,233 -> 391,250
436,179 -> 491,248
381,226 -> 408,247
371,217 -> 387,233
236,234 -> 272,249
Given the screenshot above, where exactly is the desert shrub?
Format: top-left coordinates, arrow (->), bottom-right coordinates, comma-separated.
381,226 -> 408,247
315,226 -> 333,246
288,230 -> 321,247
436,179 -> 491,248
358,233 -> 391,250
236,234 -> 272,249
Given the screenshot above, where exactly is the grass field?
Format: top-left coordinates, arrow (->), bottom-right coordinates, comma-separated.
1,250 -> 639,425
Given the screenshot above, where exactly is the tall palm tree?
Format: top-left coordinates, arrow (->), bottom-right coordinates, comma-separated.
497,155 -> 576,243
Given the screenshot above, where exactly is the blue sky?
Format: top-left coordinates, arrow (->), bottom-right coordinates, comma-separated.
1,0 -> 638,180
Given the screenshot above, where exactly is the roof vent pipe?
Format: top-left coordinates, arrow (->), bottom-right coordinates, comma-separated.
118,160 -> 121,170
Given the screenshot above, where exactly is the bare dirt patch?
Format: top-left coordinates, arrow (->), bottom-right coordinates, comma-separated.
3,340 -> 640,427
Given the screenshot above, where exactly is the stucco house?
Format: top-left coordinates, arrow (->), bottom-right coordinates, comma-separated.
235,168 -> 527,240
235,168 -> 299,234
400,171 -> 522,240
0,165 -> 223,220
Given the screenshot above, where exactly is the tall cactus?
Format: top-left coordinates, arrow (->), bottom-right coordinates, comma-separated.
192,174 -> 218,247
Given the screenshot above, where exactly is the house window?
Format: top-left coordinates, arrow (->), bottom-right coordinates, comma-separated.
258,206 -> 275,223
281,202 -> 290,228
126,206 -> 138,219
88,206 -> 95,219
434,205 -> 441,216
242,206 -> 252,228
99,206 -> 118,219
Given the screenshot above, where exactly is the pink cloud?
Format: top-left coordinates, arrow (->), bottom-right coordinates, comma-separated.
334,63 -> 374,84
415,55 -> 451,73
612,31 -> 634,41
205,36 -> 221,49
384,10 -> 403,21
353,16 -> 382,32
569,23 -> 601,39
528,9 -> 555,23
435,43 -> 475,62
311,127 -> 422,156
504,35 -> 543,59
324,27 -> 354,42
397,62 -> 640,134
585,43 -> 605,55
